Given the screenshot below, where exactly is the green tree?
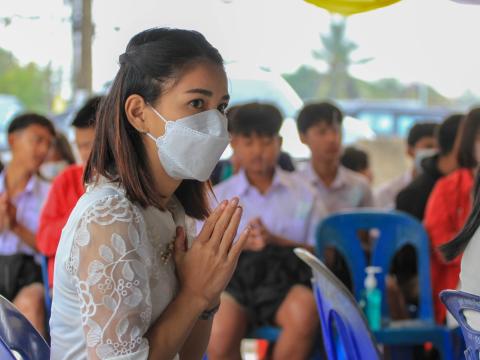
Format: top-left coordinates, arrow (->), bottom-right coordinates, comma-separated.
313,18 -> 372,99
0,48 -> 56,113
283,65 -> 325,102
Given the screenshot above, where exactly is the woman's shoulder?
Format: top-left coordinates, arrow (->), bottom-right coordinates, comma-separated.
68,181 -> 143,230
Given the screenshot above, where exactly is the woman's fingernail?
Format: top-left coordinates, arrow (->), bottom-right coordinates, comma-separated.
230,197 -> 239,206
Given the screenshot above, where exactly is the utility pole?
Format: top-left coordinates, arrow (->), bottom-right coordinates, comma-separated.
71,0 -> 93,101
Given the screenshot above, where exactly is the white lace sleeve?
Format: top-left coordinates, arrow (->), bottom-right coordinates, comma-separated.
66,195 -> 154,359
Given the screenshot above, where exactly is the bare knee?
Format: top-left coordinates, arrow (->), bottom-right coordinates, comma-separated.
208,294 -> 247,359
13,283 -> 44,314
276,286 -> 318,336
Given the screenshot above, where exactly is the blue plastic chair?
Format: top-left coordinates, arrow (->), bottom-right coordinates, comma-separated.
40,255 -> 52,319
315,211 -> 367,300
294,248 -> 381,360
0,294 -> 50,359
316,210 -> 463,359
441,290 -> 480,360
249,326 -> 281,342
0,337 -> 16,360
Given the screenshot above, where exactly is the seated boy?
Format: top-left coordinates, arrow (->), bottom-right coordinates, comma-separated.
207,103 -> 325,360
297,102 -> 373,214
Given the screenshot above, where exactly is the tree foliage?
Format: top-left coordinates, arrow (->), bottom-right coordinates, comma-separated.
0,48 -> 56,113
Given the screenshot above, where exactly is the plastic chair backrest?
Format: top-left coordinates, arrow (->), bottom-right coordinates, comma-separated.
0,338 -> 15,360
316,210 -> 434,321
441,290 -> 480,360
0,295 -> 50,359
369,211 -> 433,321
295,248 -> 381,360
315,212 -> 367,300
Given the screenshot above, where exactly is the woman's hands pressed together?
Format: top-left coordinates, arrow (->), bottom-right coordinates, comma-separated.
174,197 -> 249,310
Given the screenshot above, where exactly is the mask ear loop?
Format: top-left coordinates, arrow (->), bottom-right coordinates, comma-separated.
147,103 -> 169,123
145,103 -> 169,141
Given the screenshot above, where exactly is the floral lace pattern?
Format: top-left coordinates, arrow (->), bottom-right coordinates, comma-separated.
67,194 -> 156,359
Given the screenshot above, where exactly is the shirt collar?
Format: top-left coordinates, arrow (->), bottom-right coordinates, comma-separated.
304,162 -> 347,190
236,167 -> 289,196
24,174 -> 38,194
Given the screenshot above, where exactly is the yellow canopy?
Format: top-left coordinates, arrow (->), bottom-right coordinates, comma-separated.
305,0 -> 402,16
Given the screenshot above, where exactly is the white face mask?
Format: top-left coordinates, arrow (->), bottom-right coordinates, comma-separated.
414,148 -> 438,174
146,106 -> 229,181
40,160 -> 69,181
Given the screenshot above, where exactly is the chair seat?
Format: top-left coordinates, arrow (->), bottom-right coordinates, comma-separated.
248,326 -> 281,342
375,323 -> 452,344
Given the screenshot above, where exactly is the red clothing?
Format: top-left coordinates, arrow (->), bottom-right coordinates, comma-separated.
424,168 -> 474,323
37,164 -> 85,286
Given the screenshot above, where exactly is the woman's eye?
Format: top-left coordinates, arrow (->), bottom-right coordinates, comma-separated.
189,99 -> 205,109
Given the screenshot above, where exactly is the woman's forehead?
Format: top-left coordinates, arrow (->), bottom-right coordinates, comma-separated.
173,62 -> 228,96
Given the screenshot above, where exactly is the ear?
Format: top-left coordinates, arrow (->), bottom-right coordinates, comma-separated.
299,132 -> 307,145
7,133 -> 16,149
277,136 -> 283,148
125,94 -> 148,133
230,135 -> 238,150
407,146 -> 415,159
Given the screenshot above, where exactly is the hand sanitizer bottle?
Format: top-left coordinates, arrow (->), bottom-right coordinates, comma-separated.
363,266 -> 382,331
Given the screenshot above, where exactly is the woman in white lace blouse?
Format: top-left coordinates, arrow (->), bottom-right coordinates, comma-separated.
49,28 -> 249,360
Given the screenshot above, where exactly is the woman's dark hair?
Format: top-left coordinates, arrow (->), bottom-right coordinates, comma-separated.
457,108 -> 480,169
441,108 -> 480,260
436,114 -> 463,156
84,28 -> 224,219
54,132 -> 76,165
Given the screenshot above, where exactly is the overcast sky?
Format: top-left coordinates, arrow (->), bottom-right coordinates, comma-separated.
1,0 -> 480,98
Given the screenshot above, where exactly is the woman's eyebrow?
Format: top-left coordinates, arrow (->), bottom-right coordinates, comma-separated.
185,88 -> 213,97
185,88 -> 230,101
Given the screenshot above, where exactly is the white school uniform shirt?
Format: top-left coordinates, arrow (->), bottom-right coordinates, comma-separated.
211,168 -> 327,246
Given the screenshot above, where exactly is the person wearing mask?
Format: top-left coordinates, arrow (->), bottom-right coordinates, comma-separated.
49,28 -> 248,360
387,114 -> 464,321
396,114 -> 463,221
375,122 -> 438,209
40,132 -> 76,181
